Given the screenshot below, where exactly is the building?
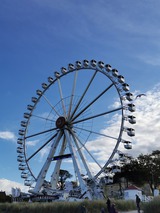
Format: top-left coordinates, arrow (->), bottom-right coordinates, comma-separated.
124,185 -> 142,200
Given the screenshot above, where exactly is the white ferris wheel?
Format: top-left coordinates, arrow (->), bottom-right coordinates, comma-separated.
17,59 -> 136,200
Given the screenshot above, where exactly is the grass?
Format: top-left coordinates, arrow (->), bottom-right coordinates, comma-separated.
1,196 -> 160,213
0,199 -> 138,213
143,196 -> 160,213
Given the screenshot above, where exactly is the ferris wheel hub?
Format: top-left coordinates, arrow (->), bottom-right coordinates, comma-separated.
56,116 -> 66,129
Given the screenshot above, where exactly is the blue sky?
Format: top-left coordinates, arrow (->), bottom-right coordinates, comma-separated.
1,0 -> 160,193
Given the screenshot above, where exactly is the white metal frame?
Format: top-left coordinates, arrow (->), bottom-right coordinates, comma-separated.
17,59 -> 136,200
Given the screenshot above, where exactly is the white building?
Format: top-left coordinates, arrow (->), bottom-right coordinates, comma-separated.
124,185 -> 142,200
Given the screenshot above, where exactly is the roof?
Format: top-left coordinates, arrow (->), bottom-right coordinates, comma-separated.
125,185 -> 142,191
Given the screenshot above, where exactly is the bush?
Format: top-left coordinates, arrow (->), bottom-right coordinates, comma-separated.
0,199 -> 137,213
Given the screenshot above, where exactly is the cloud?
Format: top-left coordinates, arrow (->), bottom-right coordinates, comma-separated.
84,83 -> 160,164
39,146 -> 50,162
0,178 -> 29,195
137,54 -> 160,67
0,131 -> 16,142
27,139 -> 39,147
132,84 -> 160,156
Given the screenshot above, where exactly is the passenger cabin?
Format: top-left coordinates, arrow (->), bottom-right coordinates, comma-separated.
104,176 -> 113,184
24,180 -> 31,186
83,59 -> 89,67
128,104 -> 135,112
75,61 -> 82,68
48,76 -> 54,83
68,63 -> 74,70
61,67 -> 67,73
118,75 -> 125,83
112,69 -> 119,77
27,105 -> 33,110
36,89 -> 42,96
128,115 -> 136,124
126,92 -> 133,101
98,61 -> 104,68
54,71 -> 60,78
112,165 -> 121,173
42,83 -> 47,89
17,138 -> 23,144
32,97 -> 38,103
122,83 -> 130,91
124,141 -> 132,149
127,128 -> 135,137
90,59 -> 97,67
105,64 -> 112,72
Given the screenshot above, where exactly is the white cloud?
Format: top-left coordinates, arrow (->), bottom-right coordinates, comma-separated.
85,84 -> 160,163
137,54 -> 160,66
0,178 -> 29,195
132,84 -> 160,156
39,146 -> 50,161
27,139 -> 39,147
0,131 -> 16,142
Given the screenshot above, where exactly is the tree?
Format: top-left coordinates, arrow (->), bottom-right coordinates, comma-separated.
59,169 -> 72,190
137,150 -> 160,193
114,150 -> 160,195
114,159 -> 145,188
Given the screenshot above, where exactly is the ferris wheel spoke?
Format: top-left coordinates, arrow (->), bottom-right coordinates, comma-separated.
57,78 -> 67,117
73,126 -> 118,140
72,130 -> 102,169
68,70 -> 78,117
71,83 -> 114,122
72,106 -> 122,125
69,129 -> 93,178
42,94 -> 60,117
32,114 -> 55,122
70,70 -> 98,120
25,127 -> 58,139
63,129 -> 90,196
26,132 -> 58,162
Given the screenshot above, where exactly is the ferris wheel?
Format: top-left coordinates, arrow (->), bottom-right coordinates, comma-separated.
17,59 -> 136,200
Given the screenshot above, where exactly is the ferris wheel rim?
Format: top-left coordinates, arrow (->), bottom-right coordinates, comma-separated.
17,59 -> 135,197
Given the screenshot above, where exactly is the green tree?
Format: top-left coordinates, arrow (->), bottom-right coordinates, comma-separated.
114,150 -> 160,195
59,169 -> 73,190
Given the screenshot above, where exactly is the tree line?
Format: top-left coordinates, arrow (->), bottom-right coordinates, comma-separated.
114,150 -> 160,195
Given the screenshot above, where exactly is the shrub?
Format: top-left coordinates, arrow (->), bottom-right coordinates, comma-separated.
0,199 -> 137,213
